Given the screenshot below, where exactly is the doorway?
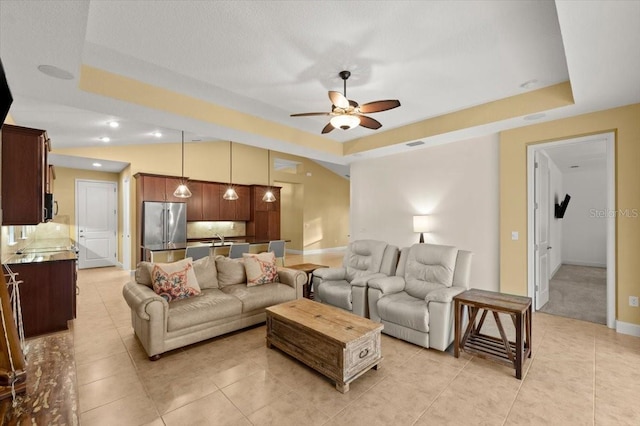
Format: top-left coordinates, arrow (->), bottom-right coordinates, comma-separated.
527,132 -> 615,328
76,180 -> 118,269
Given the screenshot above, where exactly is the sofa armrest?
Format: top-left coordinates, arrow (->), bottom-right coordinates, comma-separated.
425,286 -> 467,305
351,272 -> 385,287
368,276 -> 406,295
313,267 -> 346,281
122,281 -> 168,320
277,267 -> 307,298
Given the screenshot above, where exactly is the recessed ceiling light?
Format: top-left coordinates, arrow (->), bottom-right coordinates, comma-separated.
100,136 -> 111,142
152,131 -> 162,138
92,162 -> 102,168
37,64 -> 74,80
108,121 -> 119,128
524,113 -> 546,121
520,79 -> 538,89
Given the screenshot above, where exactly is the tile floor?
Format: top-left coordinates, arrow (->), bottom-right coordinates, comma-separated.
72,253 -> 640,425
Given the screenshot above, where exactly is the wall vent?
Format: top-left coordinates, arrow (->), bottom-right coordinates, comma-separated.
406,141 -> 425,147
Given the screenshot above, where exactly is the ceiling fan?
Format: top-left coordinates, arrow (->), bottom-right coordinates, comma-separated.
290,70 -> 401,134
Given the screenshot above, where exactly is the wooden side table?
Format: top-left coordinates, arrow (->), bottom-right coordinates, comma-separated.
453,289 -> 532,379
286,263 -> 328,299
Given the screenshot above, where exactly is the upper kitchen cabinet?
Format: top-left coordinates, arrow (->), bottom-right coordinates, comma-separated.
202,182 -> 221,221
185,181 -> 203,221
1,124 -> 49,225
135,173 -> 188,203
219,185 -> 250,221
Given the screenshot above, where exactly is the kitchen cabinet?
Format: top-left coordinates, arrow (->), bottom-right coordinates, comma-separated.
135,173 -> 188,202
248,186 -> 281,240
185,181 -> 203,221
202,182 -> 221,220
1,124 -> 49,225
46,164 -> 56,193
219,185 -> 250,221
4,259 -> 76,338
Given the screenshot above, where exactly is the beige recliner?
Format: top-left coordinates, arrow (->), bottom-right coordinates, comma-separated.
312,240 -> 399,317
368,243 -> 473,351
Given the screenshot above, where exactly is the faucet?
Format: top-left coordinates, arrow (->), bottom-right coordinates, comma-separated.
214,233 -> 225,245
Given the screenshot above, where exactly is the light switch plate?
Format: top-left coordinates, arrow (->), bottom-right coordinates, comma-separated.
630,296 -> 639,307
511,231 -> 519,241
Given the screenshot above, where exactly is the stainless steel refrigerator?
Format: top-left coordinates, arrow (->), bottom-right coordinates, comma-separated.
142,202 -> 187,246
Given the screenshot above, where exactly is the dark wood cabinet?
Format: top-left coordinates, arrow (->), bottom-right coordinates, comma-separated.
248,186 -> 281,240
4,260 -> 76,338
1,124 -> 49,225
219,185 -> 250,221
136,174 -> 168,202
185,181 -> 203,221
202,182 -> 221,220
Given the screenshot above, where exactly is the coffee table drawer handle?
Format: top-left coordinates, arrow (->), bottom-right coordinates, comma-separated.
359,348 -> 369,359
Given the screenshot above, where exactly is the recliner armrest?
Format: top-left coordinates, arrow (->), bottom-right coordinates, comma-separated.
122,281 -> 168,320
351,272 -> 385,287
368,276 -> 406,294
424,286 -> 467,305
313,267 -> 346,281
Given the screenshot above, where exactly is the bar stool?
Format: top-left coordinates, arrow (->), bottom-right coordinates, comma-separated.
185,245 -> 211,261
267,240 -> 286,266
228,243 -> 250,259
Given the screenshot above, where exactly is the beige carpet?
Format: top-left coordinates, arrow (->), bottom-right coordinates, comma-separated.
538,264 -> 606,324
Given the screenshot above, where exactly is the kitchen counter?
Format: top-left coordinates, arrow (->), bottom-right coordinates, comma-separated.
144,238 -> 289,252
2,238 -> 78,265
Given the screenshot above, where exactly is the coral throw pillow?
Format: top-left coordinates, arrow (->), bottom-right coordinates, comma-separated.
151,263 -> 201,302
243,252 -> 279,287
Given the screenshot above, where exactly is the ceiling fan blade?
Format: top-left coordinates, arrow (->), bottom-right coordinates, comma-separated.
290,112 -> 330,117
321,122 -> 334,134
329,91 -> 349,109
358,115 -> 382,130
348,99 -> 359,108
359,99 -> 401,114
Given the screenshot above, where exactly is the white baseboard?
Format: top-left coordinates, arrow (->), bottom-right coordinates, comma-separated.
562,260 -> 607,268
551,263 -> 562,278
616,321 -> 640,337
286,246 -> 347,255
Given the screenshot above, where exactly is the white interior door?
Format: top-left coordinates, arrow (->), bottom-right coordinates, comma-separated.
77,180 -> 117,269
534,152 -> 551,309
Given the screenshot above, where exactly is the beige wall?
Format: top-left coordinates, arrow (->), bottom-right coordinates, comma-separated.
54,141 -> 350,266
500,103 -> 640,327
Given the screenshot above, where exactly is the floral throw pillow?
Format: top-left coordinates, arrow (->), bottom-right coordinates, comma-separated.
151,264 -> 201,302
243,252 -> 279,287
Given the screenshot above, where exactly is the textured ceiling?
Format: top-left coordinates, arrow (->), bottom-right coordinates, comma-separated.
0,1 -> 639,170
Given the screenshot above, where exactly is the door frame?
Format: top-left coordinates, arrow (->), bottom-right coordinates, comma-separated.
527,132 -> 615,329
122,176 -> 131,271
75,179 -> 118,269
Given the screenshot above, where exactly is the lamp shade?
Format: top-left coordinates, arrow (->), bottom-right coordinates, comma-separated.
413,215 -> 430,233
223,187 -> 239,200
173,182 -> 192,198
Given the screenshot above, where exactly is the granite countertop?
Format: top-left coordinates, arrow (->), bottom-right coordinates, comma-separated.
3,238 -> 78,265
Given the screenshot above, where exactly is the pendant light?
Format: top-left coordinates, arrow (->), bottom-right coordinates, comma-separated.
173,131 -> 192,198
223,141 -> 239,200
262,149 -> 276,203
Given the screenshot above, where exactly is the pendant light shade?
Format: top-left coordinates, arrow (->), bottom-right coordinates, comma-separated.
223,141 -> 239,200
173,131 -> 192,198
262,149 -> 276,203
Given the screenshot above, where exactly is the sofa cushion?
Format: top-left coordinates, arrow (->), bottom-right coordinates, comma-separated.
215,256 -> 247,287
317,280 -> 353,311
193,255 -> 219,289
220,282 -> 296,313
151,263 -> 201,302
243,252 -> 279,286
378,292 -> 429,333
136,258 -> 199,289
167,289 -> 242,332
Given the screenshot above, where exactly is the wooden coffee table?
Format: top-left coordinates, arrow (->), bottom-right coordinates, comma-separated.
265,298 -> 383,393
453,289 -> 532,379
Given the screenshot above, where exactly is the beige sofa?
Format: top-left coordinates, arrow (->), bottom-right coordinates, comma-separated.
122,255 -> 307,359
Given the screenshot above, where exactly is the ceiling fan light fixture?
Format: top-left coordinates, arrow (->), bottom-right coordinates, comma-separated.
330,114 -> 360,130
